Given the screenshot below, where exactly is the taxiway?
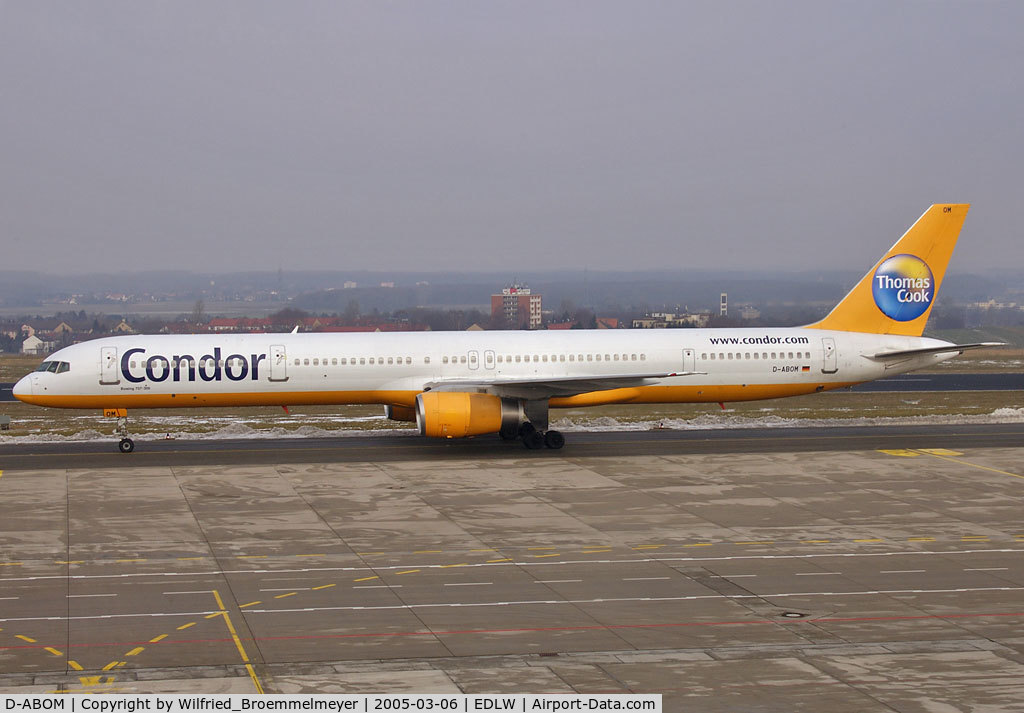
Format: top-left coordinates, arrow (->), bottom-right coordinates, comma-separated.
1,426 -> 1024,710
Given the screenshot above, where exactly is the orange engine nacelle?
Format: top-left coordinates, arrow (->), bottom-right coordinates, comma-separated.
415,392 -> 523,439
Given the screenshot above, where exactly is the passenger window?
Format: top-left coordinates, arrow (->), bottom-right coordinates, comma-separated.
542,355 -> 548,362
359,358 -> 365,365
728,353 -> 733,360
497,355 -> 503,363
443,356 -> 448,364
533,355 -> 539,362
340,358 -> 347,365
596,355 -> 602,361
515,355 -> 521,363
559,355 -> 565,362
460,356 -> 467,364
303,358 -> 310,366
387,357 -> 393,365
753,353 -> 759,360
587,355 -> 593,361
631,354 -> 637,361
744,353 -> 750,360
313,358 -> 319,366
294,359 -> 300,366
709,354 -> 715,360
569,355 -> 575,362
762,353 -> 768,359
424,357 -> 431,364
701,353 -> 707,360
640,354 -> 646,361
406,357 -> 412,365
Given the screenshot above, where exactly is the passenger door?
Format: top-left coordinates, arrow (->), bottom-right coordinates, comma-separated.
682,348 -> 695,373
821,337 -> 838,374
100,346 -> 120,384
269,344 -> 289,381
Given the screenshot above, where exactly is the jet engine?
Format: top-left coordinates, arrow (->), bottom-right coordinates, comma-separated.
415,391 -> 524,439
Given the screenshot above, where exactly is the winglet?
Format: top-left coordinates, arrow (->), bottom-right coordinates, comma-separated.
806,204 -> 969,336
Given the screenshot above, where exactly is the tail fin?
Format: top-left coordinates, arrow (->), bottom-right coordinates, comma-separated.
806,204 -> 969,336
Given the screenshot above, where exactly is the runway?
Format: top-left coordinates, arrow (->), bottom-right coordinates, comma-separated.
2,425 -> 1024,709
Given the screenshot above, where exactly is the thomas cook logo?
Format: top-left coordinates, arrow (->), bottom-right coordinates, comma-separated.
872,254 -> 934,321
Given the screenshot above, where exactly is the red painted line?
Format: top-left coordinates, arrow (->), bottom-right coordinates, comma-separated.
2,610 -> 1022,651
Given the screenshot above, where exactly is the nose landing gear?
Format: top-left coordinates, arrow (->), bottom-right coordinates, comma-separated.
116,416 -> 135,453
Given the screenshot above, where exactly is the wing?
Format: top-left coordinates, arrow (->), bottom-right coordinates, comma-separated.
423,371 -> 702,400
866,342 -> 1004,361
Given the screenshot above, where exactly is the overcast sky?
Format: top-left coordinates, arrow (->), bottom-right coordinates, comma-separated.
1,1 -> 1022,275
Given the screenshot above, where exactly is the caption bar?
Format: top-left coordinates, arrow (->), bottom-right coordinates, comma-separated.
2,695 -> 661,713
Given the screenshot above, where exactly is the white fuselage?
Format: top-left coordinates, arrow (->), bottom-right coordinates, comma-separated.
14,327 -> 955,410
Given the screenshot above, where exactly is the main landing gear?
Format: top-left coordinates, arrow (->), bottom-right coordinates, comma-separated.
518,423 -> 564,450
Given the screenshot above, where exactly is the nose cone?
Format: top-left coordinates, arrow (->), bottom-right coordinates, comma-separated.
12,375 -> 32,401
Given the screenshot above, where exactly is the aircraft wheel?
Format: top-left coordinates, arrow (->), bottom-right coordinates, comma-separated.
499,428 -> 518,441
543,430 -> 565,449
522,430 -> 545,450
118,438 -> 135,454
518,422 -> 537,438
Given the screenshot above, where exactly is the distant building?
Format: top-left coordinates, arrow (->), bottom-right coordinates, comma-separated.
491,284 -> 542,329
22,335 -> 52,355
720,292 -> 728,317
343,281 -> 358,289
738,305 -> 761,320
632,311 -> 710,329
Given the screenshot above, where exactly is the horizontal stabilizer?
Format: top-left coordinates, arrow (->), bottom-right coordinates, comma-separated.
866,342 -> 1004,361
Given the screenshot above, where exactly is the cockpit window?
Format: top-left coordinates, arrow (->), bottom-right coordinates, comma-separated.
34,360 -> 70,373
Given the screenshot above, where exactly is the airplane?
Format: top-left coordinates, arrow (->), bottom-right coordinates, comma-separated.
13,203 -> 1001,453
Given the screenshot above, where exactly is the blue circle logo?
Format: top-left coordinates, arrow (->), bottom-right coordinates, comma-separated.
872,254 -> 934,321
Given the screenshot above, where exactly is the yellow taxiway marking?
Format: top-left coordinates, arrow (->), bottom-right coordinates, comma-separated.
15,635 -> 36,643
582,549 -> 612,553
632,545 -> 665,550
204,612 -> 222,619
440,563 -> 468,568
682,543 -> 713,548
487,559 -> 512,563
878,449 -> 920,457
102,662 -> 120,671
237,555 -> 267,560
176,622 -> 196,630
311,584 -> 336,590
125,647 -> 145,657
0,563 -> 23,567
353,576 -> 379,582
177,557 -> 206,561
149,634 -> 168,643
528,547 -> 556,551
115,559 -> 146,563
396,570 -> 420,575
918,448 -> 963,456
55,561 -> 84,565
273,592 -> 297,599
212,590 -> 263,695
68,661 -> 83,671
735,541 -> 773,545
915,449 -> 1024,482
803,540 -> 831,544
239,601 -> 262,608
413,550 -> 442,554
532,554 -> 560,559
44,647 -> 63,657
